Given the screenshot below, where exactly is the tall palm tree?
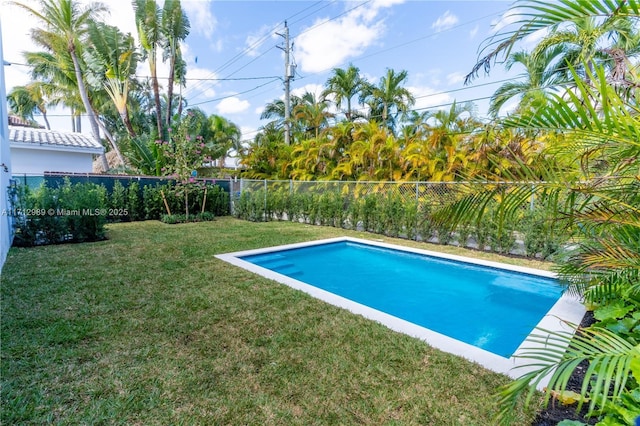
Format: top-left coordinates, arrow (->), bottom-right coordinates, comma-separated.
12,0 -> 109,169
322,64 -> 367,122
24,50 -> 84,131
362,68 -> 415,133
133,0 -> 164,138
160,0 -> 189,128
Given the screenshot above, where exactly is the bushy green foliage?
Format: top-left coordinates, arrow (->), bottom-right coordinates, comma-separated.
11,179 -> 230,246
234,190 -> 266,222
12,179 -> 107,246
142,183 -> 166,220
403,201 -> 419,240
521,207 -> 565,259
141,181 -> 229,220
126,182 -> 143,221
161,212 -> 216,224
379,192 -> 404,237
232,188 -> 567,257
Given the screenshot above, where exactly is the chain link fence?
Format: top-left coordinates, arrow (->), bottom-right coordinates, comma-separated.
231,179 -> 565,258
231,179 -> 536,213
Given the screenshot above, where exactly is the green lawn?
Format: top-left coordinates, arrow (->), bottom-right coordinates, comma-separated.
1,218 -> 546,425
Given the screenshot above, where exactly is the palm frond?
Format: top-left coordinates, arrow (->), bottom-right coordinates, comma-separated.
496,324 -> 639,423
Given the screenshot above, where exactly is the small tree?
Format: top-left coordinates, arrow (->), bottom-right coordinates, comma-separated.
155,112 -> 213,219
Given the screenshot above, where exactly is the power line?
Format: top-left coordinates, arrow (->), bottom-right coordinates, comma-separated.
136,75 -> 280,82
188,78 -> 281,107
293,8 -> 506,82
185,1 -> 371,103
182,2 -> 337,101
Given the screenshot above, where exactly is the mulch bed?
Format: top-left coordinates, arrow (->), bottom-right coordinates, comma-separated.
531,311 -> 598,426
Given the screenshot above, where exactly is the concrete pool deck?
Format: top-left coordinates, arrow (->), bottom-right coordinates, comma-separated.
216,236 -> 586,389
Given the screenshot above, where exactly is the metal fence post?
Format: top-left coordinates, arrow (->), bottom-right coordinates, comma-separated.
264,179 -> 267,220
229,176 -> 233,214
530,184 -> 535,211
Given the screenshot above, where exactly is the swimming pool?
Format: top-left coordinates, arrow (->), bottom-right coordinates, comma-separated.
216,237 -> 585,383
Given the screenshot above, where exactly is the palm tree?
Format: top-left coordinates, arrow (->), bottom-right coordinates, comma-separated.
7,83 -> 52,129
208,114 -> 241,168
531,14 -> 638,84
133,0 -> 164,138
465,0 -> 640,84
160,0 -> 190,128
84,21 -> 139,139
489,47 -> 566,117
242,123 -> 292,179
485,66 -> 639,425
292,91 -> 333,141
12,0 -> 109,169
446,1 -> 640,421
362,68 -> 415,133
24,49 -> 86,131
322,64 -> 367,122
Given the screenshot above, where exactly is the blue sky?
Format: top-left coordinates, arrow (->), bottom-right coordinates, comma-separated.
3,0 -> 529,142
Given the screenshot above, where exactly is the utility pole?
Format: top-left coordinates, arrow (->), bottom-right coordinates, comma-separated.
277,21 -> 294,145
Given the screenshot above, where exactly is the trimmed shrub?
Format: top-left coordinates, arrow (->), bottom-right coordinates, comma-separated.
12,179 -> 107,246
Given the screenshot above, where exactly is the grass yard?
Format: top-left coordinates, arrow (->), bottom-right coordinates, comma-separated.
1,218 -> 547,425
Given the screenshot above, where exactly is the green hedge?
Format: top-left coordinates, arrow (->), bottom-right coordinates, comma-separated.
11,180 -> 107,247
11,179 -> 230,247
233,189 -> 570,258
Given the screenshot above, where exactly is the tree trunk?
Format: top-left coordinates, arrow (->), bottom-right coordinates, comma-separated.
69,49 -> 109,171
121,107 -> 137,139
39,108 -> 51,130
166,53 -> 176,128
177,85 -> 184,116
150,56 -> 163,139
95,113 -> 126,167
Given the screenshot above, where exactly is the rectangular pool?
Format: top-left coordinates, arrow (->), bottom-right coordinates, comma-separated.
216,237 -> 585,382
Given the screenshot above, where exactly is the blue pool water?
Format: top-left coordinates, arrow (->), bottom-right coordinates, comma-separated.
241,241 -> 563,357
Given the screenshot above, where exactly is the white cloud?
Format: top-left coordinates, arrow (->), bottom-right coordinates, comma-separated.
408,86 -> 452,111
2,2 -> 43,92
244,24 -> 279,57
216,96 -> 250,114
469,24 -> 479,39
182,67 -> 218,101
432,11 -> 459,32
500,99 -> 519,116
295,0 -> 404,74
183,0 -> 216,39
491,8 -> 522,34
446,72 -> 465,86
291,83 -> 324,99
522,27 -> 549,49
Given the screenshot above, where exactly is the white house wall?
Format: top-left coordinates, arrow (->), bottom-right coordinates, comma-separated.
0,19 -> 12,272
10,147 -> 95,175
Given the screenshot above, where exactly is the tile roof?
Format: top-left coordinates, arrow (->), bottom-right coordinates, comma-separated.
8,126 -> 104,154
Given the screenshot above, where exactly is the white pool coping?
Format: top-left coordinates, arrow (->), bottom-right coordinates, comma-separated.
216,236 -> 586,389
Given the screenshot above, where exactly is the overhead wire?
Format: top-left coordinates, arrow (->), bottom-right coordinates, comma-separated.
183,1 -> 335,101
184,0 -> 373,109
